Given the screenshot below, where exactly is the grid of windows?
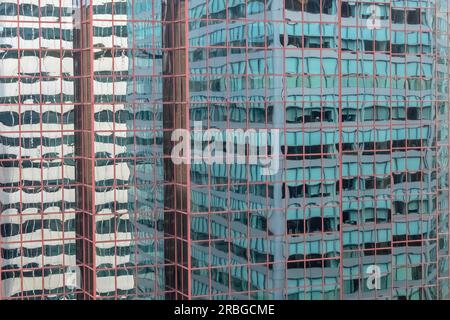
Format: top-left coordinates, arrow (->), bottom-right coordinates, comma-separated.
163,0 -> 450,300
0,0 -> 165,299
1,0 -> 449,300
0,0 -> 78,299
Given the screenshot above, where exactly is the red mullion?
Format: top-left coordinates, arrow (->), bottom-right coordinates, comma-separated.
255,3 -> 271,298
299,2 -> 307,301
172,79 -> 178,300
418,2 -> 426,298
130,0 -> 139,299
0,128 -> 88,135
109,0 -> 120,299
0,236 -> 78,248
355,1 -> 362,300
165,2 -> 179,297
276,4 -> 288,296
183,0 -> 192,300
337,0 -> 344,300
371,10 -> 381,300
401,2 -> 409,297
58,0 -> 69,299
88,0 -> 97,299
203,0 -> 214,300
77,1 -> 85,300
222,0 -> 231,299
319,0 -> 325,297
264,0 -> 273,299
14,0 -> 25,300
0,19 -> 76,25
433,0 -> 442,299
38,0 -> 48,299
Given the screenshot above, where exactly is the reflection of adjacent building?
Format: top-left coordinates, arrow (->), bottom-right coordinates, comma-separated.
0,0 -> 165,299
0,0 -> 77,298
125,0 -> 165,299
0,0 -> 449,300
82,0 -> 165,298
90,0 -> 135,297
185,0 -> 449,299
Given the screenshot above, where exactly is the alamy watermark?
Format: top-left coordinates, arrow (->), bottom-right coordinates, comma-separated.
171,121 -> 280,176
366,265 -> 382,290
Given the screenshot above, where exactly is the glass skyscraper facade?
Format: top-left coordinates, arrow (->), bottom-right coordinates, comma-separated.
1,0 -> 450,300
0,0 -> 78,298
0,0 -> 165,299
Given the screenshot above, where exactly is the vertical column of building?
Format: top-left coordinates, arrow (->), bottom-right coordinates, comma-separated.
185,0 -> 338,300
282,0 -> 341,300
183,0 -> 450,300
90,0 -> 135,299
269,0 -> 287,300
74,0 -> 165,299
186,0 -> 280,299
187,0 -> 293,300
0,0 -> 78,299
74,0 -> 166,300
73,0 -> 96,299
338,0 -> 447,299
162,0 -> 191,299
125,0 -> 165,299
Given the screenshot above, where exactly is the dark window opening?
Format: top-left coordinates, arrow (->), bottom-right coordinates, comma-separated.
307,217 -> 322,233
392,44 -> 405,54
305,254 -> 323,268
287,254 -> 305,269
394,201 -> 406,215
391,9 -> 405,24
407,107 -> 420,120
285,0 -> 302,11
407,9 -> 421,25
343,210 -> 358,225
287,219 -> 305,234
288,185 -> 304,198
343,178 -> 356,190
341,2 -> 352,18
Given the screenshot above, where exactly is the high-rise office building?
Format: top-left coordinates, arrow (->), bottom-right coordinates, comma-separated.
0,0 -> 78,298
0,0 -> 449,300
0,0 -> 165,299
